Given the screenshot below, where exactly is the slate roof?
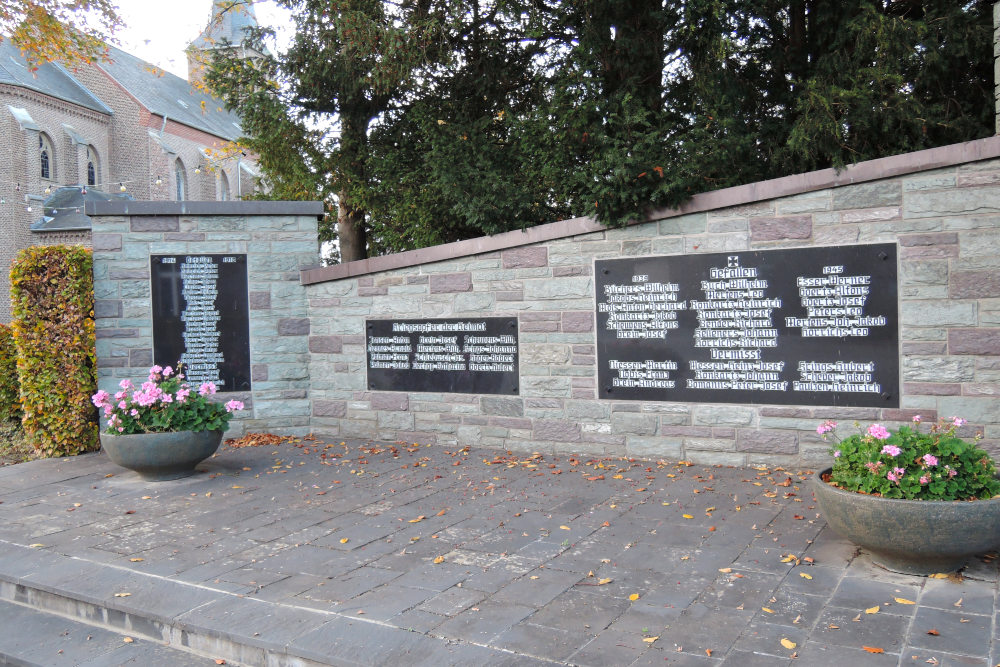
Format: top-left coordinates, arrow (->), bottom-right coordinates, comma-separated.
0,37 -> 243,142
0,40 -> 112,115
191,0 -> 264,53
96,45 -> 243,141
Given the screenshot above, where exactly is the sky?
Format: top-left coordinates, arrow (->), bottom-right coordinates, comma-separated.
112,0 -> 292,80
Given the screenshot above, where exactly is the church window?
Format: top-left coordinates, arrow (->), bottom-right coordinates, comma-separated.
175,158 -> 187,200
39,134 -> 54,180
86,146 -> 99,186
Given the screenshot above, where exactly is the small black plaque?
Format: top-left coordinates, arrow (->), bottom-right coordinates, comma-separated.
366,318 -> 519,394
595,244 -> 899,407
150,254 -> 251,392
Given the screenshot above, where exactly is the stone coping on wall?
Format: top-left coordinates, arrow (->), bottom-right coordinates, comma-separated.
301,134 -> 1000,285
86,200 -> 326,217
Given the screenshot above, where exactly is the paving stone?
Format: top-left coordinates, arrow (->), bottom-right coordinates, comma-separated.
918,578 -> 997,616
905,607 -> 992,657
0,440 -> 997,665
828,576 -> 921,615
791,641 -> 899,665
432,599 -> 536,643
811,605 -> 909,652
490,621 -> 592,662
529,588 -> 632,635
566,628 -> 650,666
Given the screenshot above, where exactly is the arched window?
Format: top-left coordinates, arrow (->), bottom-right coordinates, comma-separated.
39,133 -> 54,180
219,171 -> 230,201
86,146 -> 98,186
175,158 -> 187,201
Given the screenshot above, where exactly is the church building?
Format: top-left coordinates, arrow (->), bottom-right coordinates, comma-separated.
0,1 -> 263,321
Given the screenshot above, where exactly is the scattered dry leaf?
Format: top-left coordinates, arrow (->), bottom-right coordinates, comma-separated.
643,636 -> 658,643
114,592 -> 131,598
433,556 -> 445,564
122,637 -> 134,643
865,606 -> 880,615
926,628 -> 940,636
862,646 -> 884,654
780,638 -> 797,650
799,572 -> 812,580
894,597 -> 915,605
340,538 -> 349,544
629,593 -> 640,601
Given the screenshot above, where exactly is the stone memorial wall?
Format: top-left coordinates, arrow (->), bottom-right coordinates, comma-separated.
302,137 -> 1000,467
89,201 -> 322,438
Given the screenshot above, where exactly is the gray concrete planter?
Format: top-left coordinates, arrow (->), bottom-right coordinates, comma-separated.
812,468 -> 1000,575
100,430 -> 223,481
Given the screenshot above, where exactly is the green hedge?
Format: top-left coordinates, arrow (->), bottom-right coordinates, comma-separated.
9,245 -> 97,456
0,323 -> 18,423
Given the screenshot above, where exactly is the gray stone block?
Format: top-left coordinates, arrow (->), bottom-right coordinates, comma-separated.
833,181 -> 902,209
130,215 -> 179,232
429,273 -> 472,293
481,397 -> 523,417
611,412 -> 658,436
371,393 -> 409,411
736,429 -> 798,454
533,419 -> 582,442
625,435 -> 683,459
693,405 -> 755,426
750,216 -> 812,241
502,247 -> 548,268
523,277 -> 593,300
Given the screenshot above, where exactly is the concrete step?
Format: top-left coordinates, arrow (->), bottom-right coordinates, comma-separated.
0,541 -> 539,667
0,599 -> 212,666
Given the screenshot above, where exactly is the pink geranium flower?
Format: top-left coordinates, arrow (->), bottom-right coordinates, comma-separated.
922,454 -> 938,467
867,424 -> 890,440
881,444 -> 901,457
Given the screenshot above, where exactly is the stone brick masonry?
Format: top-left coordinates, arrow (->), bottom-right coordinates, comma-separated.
303,137 -> 1000,467
90,201 -> 321,439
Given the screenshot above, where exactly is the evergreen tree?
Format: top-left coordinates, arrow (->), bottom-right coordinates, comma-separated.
208,0 -> 994,260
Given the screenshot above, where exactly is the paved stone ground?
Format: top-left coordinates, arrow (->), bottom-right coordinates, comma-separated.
0,437 -> 996,666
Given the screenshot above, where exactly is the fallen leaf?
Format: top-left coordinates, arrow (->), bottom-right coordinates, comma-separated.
926,628 -> 940,636
953,597 -> 962,607
205,492 -> 212,497
928,573 -> 949,579
719,568 -> 733,573
827,624 -> 840,630
682,514 -> 694,519
215,661 -> 226,665
114,592 -> 131,597
705,649 -> 713,657
643,636 -> 658,643
408,516 -> 426,523
865,606 -> 880,615
597,578 -> 612,585
894,597 -> 915,605
560,525 -> 570,531
340,538 -> 349,544
629,593 -> 640,601
129,558 -> 144,562
28,544 -> 44,548
123,637 -> 134,643
436,509 -> 447,516
862,646 -> 884,654
762,607 -> 775,614
799,572 -> 812,580
780,638 -> 796,649
433,556 -> 445,564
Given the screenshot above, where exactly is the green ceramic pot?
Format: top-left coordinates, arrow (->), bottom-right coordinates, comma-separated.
100,430 -> 223,481
812,468 -> 1000,575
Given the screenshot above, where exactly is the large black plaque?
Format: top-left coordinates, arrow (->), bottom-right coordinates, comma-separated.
596,244 -> 898,407
150,254 -> 251,392
366,318 -> 519,394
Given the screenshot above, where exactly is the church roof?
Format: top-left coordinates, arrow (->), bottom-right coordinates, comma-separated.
191,0 -> 263,52
0,40 -> 112,115
96,45 -> 243,141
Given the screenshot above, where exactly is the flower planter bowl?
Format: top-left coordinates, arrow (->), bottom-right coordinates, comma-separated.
100,430 -> 223,481
812,468 -> 1000,575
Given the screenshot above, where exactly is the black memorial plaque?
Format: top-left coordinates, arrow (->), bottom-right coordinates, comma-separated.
595,244 -> 898,407
366,318 -> 518,394
150,254 -> 251,392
